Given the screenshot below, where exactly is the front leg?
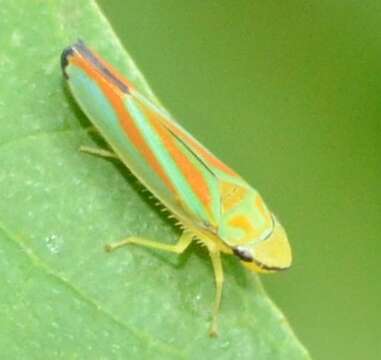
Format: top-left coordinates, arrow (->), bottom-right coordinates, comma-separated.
208,249 -> 224,337
105,231 -> 194,254
80,145 -> 119,160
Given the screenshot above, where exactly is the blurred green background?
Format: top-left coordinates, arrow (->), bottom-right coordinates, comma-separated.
97,1 -> 380,359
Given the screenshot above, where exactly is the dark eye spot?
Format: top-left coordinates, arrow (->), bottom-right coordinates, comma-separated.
233,246 -> 253,262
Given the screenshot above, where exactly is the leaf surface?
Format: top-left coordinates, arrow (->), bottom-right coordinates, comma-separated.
0,1 -> 310,359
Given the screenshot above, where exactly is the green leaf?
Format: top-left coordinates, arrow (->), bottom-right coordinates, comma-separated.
0,1 -> 310,358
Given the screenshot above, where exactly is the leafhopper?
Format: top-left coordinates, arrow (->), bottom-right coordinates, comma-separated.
61,40 -> 292,336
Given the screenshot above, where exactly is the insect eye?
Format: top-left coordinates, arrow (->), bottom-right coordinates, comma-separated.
233,246 -> 253,262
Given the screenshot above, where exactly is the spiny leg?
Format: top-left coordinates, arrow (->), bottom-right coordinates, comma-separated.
80,146 -> 118,159
208,249 -> 224,337
105,231 -> 194,254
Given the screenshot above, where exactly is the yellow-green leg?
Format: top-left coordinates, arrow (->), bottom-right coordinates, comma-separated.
105,231 -> 194,254
105,231 -> 223,337
208,249 -> 224,337
80,145 -> 118,159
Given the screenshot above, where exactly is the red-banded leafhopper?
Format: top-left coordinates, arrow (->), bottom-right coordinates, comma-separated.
61,40 -> 292,336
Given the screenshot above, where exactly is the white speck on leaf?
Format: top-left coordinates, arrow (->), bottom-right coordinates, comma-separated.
45,234 -> 63,254
11,31 -> 22,47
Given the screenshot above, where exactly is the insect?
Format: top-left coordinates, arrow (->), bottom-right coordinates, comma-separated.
61,40 -> 292,336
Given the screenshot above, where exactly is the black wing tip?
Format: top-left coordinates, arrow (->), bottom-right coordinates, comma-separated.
60,39 -> 87,79
61,46 -> 74,79
61,40 -> 130,94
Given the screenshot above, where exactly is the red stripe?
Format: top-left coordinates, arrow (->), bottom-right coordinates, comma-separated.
161,118 -> 237,177
136,97 -> 212,208
70,53 -> 174,192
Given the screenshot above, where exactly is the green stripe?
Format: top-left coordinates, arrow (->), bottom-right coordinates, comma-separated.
125,96 -> 212,222
67,65 -> 172,200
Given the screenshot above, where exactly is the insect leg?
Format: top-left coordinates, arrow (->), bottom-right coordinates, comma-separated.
80,146 -> 118,159
105,231 -> 194,254
208,249 -> 224,337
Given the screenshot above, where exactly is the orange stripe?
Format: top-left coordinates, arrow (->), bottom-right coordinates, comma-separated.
228,215 -> 257,240
86,47 -> 135,92
220,181 -> 248,212
138,99 -> 212,208
161,118 -> 237,177
73,45 -> 236,178
70,54 -> 174,192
